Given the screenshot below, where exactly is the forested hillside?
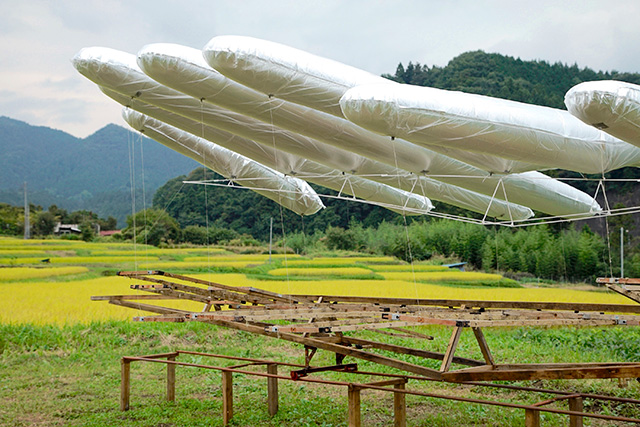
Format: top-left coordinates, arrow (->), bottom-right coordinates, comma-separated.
383,50 -> 640,109
153,168 -> 402,241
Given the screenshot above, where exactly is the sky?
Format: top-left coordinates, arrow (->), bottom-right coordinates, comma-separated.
1,0 -> 640,138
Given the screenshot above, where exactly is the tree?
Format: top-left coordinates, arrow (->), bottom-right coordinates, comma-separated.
79,221 -> 96,242
123,208 -> 180,246
33,211 -> 57,236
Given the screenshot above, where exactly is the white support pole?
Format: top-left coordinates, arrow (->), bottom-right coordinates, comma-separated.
621,227 -> 624,278
269,217 -> 273,263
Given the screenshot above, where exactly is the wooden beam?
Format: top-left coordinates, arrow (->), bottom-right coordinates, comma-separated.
290,295 -> 640,314
109,299 -> 190,315
440,326 -> 463,372
472,327 -> 494,366
442,363 -> 640,382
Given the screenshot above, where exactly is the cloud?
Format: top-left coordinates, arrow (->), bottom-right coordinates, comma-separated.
2,0 -> 640,137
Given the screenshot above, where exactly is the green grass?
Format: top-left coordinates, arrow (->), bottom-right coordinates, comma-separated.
1,237 -> 639,425
1,322 -> 639,426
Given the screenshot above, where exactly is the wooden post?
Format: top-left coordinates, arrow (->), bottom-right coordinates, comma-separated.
472,327 -> 494,366
222,371 -> 233,426
440,326 -> 463,372
524,408 -> 540,427
267,364 -> 279,416
166,355 -> 176,402
120,358 -> 131,411
348,385 -> 361,427
393,381 -> 407,427
569,396 -> 583,427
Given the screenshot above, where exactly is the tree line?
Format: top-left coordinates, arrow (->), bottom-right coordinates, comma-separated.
0,202 -> 116,241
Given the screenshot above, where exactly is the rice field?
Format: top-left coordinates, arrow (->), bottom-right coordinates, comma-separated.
0,266 -> 89,281
267,267 -> 377,277
285,256 -> 398,267
0,237 -> 633,325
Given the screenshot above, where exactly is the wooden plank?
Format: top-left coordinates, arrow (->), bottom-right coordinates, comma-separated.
267,364 -> 278,416
132,276 -> 274,305
91,294 -> 178,301
289,294 -> 640,313
108,299 -> 189,315
269,320 -> 424,334
134,287 -> 213,304
442,363 -> 640,382
440,327 -> 463,372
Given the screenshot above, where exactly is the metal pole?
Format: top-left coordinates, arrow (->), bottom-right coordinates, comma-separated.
269,217 -> 273,263
23,182 -> 30,240
620,227 -> 624,278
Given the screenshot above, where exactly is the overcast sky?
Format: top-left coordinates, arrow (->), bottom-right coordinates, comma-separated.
2,0 -> 639,138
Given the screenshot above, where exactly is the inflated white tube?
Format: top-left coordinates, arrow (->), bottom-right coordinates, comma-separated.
203,35 -> 382,118
203,35 -> 542,175
122,109 -> 324,216
138,43 -> 600,218
340,83 -> 640,174
73,46 -> 535,219
120,109 -> 433,216
103,88 -> 535,220
565,80 -> 640,149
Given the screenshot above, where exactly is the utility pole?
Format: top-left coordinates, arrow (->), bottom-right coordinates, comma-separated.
23,182 -> 30,240
621,227 -> 624,278
269,217 -> 273,263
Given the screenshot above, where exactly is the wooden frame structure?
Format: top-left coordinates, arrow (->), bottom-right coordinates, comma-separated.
94,270 -> 640,424
120,350 -> 640,426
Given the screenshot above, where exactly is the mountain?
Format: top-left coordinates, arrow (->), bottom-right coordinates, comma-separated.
0,117 -> 198,225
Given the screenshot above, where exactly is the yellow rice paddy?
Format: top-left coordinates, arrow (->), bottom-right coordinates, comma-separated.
0,236 -> 633,325
138,261 -> 261,269
267,267 -> 376,276
0,256 -> 159,265
368,264 -> 451,272
0,266 -> 89,281
379,271 -> 506,282
285,256 -> 397,266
